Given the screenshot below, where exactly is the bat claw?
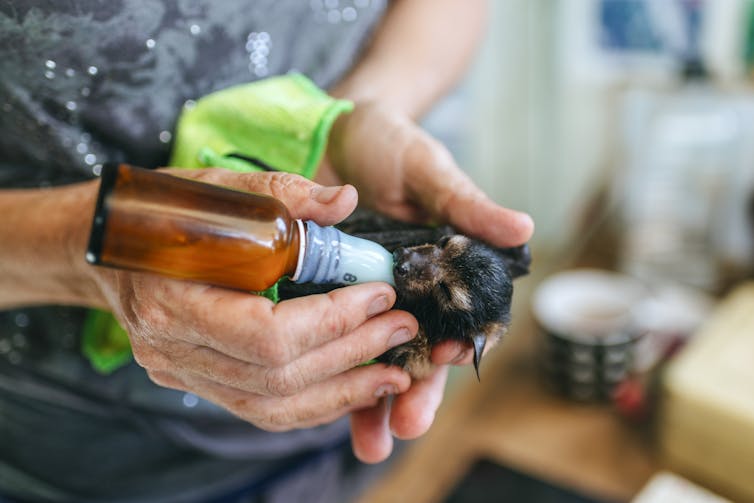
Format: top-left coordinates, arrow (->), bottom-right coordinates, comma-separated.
472,333 -> 487,381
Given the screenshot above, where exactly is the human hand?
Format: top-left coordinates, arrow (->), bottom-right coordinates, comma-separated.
86,168 -> 420,433
320,102 -> 535,462
319,101 -> 534,248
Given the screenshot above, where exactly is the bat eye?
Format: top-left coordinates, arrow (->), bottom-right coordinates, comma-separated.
438,236 -> 452,249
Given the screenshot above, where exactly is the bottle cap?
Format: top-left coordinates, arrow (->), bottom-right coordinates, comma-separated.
295,221 -> 395,286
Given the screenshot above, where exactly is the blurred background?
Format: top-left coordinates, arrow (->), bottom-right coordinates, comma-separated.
363,1 -> 754,502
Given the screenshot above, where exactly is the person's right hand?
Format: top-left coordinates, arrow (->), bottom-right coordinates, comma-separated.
86,168 -> 419,432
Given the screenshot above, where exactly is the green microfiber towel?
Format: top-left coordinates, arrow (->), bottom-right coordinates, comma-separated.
172,72 -> 353,177
82,73 -> 353,374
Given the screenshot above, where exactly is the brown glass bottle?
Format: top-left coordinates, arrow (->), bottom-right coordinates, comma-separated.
87,163 -> 301,292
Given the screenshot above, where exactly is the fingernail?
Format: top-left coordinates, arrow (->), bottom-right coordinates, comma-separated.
374,383 -> 399,398
311,185 -> 343,204
367,295 -> 390,318
388,328 -> 414,348
516,212 -> 535,234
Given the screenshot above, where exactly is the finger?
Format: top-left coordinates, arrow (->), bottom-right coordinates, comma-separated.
431,340 -> 496,367
430,340 -> 470,365
389,365 -> 449,440
170,364 -> 412,432
160,281 -> 398,367
273,309 -> 417,394
149,309 -> 416,397
148,368 -> 369,430
169,168 -> 358,226
350,397 -> 393,463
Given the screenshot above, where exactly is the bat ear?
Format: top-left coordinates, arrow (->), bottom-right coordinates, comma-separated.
496,244 -> 531,279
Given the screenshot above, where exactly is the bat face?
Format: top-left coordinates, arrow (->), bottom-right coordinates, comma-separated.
394,235 -> 476,312
385,235 -> 525,379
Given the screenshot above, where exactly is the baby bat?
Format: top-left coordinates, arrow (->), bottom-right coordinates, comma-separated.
278,212 -> 531,379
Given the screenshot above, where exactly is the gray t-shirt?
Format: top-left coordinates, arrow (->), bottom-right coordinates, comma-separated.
0,2 -> 388,502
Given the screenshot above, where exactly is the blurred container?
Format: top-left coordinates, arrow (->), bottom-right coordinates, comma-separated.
533,269 -> 648,401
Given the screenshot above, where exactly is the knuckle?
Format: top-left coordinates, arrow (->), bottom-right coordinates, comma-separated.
265,172 -> 307,200
131,298 -> 169,337
263,365 -> 306,398
317,292 -> 350,338
346,343 -> 373,368
146,370 -> 180,389
245,401 -> 296,431
130,342 -> 164,371
256,338 -> 291,367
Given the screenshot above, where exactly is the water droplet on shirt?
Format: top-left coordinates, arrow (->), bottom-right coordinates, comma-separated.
45,60 -> 56,69
342,6 -> 357,21
84,154 -> 97,165
159,130 -> 172,143
87,66 -> 98,76
146,39 -> 156,49
182,393 -> 199,408
65,101 -> 77,111
190,24 -> 201,35
183,99 -> 197,110
45,70 -> 55,79
65,68 -> 76,77
76,142 -> 88,154
92,164 -> 103,176
14,313 -> 29,328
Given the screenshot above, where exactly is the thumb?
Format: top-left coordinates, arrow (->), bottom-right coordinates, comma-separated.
170,167 -> 359,226
404,145 -> 534,248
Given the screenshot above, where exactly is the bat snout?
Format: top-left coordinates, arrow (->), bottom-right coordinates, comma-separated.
393,247 -> 428,278
393,248 -> 412,278
392,246 -> 440,295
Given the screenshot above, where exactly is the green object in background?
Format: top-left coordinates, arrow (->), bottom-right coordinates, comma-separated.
81,73 -> 353,373
81,310 -> 133,374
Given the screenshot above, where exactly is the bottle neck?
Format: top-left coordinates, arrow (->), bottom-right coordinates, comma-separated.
289,218 -> 307,282
293,220 -> 395,286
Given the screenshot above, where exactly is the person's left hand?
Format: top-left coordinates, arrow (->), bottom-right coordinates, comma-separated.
317,101 -> 535,462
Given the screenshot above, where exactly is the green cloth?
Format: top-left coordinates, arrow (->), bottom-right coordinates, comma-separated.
171,72 -> 353,177
82,74 -> 353,373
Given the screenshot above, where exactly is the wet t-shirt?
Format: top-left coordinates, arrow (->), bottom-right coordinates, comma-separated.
0,2 -> 387,502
